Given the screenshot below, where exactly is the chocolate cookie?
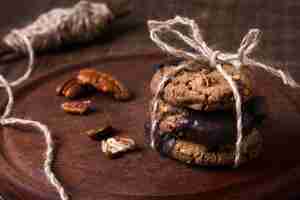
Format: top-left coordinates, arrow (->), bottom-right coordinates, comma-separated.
150,61 -> 253,111
147,97 -> 266,150
160,129 -> 262,167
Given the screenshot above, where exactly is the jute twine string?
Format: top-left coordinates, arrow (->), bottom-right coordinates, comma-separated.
148,16 -> 300,167
0,1 -> 118,199
0,1 -> 119,199
3,0 -> 114,55
0,30 -> 69,200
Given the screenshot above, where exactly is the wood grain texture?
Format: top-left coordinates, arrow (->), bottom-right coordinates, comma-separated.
0,0 -> 300,200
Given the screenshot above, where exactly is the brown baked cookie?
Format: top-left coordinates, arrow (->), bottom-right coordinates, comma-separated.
150,61 -> 253,111
147,97 -> 266,150
163,129 -> 262,167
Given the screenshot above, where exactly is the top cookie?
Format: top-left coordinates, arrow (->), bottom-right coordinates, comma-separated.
150,61 -> 254,111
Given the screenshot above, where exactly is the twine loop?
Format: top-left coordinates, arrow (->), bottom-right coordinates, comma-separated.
0,34 -> 69,199
148,16 -> 300,167
0,2 -> 118,198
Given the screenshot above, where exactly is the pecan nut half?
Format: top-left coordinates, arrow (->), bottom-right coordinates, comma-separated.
56,78 -> 87,99
62,100 -> 91,114
77,68 -> 131,101
85,125 -> 113,140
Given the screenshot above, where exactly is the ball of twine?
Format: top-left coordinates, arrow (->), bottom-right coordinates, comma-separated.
3,1 -> 114,55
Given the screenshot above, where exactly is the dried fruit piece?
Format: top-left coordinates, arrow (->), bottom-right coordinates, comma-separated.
85,125 -> 113,140
56,78 -> 87,99
62,100 -> 91,114
101,136 -> 136,158
77,68 -> 131,101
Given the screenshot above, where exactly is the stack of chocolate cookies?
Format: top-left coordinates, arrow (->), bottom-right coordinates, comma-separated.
145,60 -> 266,167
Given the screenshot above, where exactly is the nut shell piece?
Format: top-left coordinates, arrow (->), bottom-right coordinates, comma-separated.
85,125 -> 113,140
101,136 -> 136,158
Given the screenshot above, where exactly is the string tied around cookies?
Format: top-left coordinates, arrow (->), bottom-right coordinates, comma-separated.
148,16 -> 300,167
0,32 -> 69,200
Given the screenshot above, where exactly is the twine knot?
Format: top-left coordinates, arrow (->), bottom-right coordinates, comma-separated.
148,16 -> 300,168
209,50 -> 221,68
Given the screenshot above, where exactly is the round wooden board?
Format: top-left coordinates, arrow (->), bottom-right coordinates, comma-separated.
1,53 -> 300,200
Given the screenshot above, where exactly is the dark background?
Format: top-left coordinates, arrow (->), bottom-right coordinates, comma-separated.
1,0 -> 300,70
0,0 -> 300,199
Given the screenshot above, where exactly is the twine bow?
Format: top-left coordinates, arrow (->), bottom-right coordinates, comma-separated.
148,16 -> 300,167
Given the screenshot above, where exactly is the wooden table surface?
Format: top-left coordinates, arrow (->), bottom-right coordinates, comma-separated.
1,0 -> 300,200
